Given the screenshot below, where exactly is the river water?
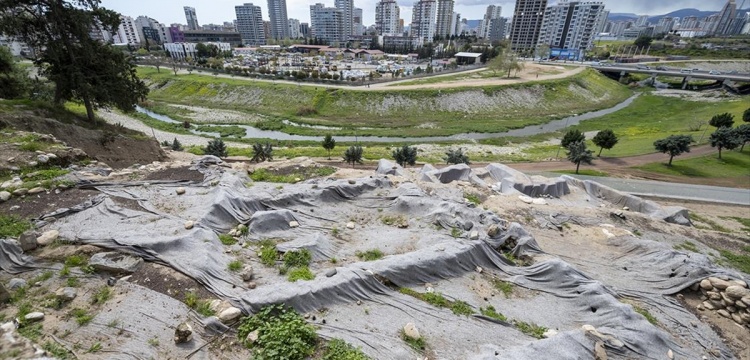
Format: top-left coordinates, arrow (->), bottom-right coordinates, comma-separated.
135,94 -> 639,143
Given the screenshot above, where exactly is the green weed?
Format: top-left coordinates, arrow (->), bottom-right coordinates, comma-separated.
491,279 -> 514,298
228,260 -> 243,272
480,305 -> 507,321
283,249 -> 312,268
464,193 -> 481,205
0,215 -> 31,238
91,287 -> 112,305
400,330 -> 426,352
237,304 -> 317,359
218,234 -> 237,245
355,249 -> 384,261
69,308 -> 93,326
287,267 -> 315,282
513,320 -> 547,339
633,305 -> 658,325
323,338 -> 370,360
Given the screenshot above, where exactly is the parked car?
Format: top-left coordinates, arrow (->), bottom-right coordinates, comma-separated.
709,70 -> 722,75
655,66 -> 666,71
680,69 -> 692,74
636,65 -> 651,70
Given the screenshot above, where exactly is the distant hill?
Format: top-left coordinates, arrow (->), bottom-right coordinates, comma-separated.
608,7 -> 749,24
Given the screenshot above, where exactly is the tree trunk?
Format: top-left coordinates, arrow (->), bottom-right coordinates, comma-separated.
718,147 -> 722,159
83,96 -> 95,122
598,147 -> 603,157
575,161 -> 580,174
668,155 -> 673,166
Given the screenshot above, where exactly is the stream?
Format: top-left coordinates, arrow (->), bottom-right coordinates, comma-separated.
135,94 -> 639,143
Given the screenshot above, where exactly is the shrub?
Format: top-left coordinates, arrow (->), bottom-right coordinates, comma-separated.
258,240 -> 278,267
283,249 -> 312,268
392,145 -> 418,167
355,249 -> 384,261
228,260 -> 243,272
343,145 -> 363,167
204,139 -> 228,158
0,215 -> 32,238
251,142 -> 274,163
219,234 -> 237,245
287,267 -> 315,282
237,304 -> 317,359
171,138 -> 183,151
444,148 -> 470,165
561,129 -> 585,148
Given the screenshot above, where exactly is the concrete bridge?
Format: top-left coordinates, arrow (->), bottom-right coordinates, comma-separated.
592,64 -> 750,91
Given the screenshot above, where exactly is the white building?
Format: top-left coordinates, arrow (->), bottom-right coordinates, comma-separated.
267,0 -> 290,39
411,0 -> 437,43
288,18 -> 301,39
310,3 -> 344,43
375,0 -> 401,36
113,15 -> 142,46
164,42 -> 231,60
635,14 -> 649,27
479,5 -> 502,39
450,12 -> 461,37
335,0 -> 354,40
353,7 -> 364,36
538,1 -> 606,52
235,3 -> 266,46
435,0 -> 454,38
134,16 -> 172,44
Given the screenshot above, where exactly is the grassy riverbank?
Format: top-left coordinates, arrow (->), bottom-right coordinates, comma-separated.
138,67 -> 632,138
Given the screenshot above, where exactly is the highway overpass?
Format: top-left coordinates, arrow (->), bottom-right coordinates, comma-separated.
592,64 -> 750,90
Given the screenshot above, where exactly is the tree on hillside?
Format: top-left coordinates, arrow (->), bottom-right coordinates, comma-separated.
709,112 -> 735,129
251,142 -> 273,162
444,148 -> 470,165
736,124 -> 750,152
566,141 -> 594,174
392,145 -> 418,167
633,36 -> 653,48
743,108 -> 750,123
204,139 -> 228,158
709,127 -> 741,160
0,46 -> 29,99
653,135 -> 693,166
488,49 -> 524,78
592,129 -> 619,157
321,134 -> 336,160
0,0 -> 149,122
343,145 -> 363,167
561,129 -> 585,149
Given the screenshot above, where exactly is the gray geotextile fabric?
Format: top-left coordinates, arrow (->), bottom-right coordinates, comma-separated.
375,159 -> 405,176
563,176 -> 692,226
420,163 -> 487,186
486,163 -> 570,198
0,240 -> 41,274
8,162 -> 741,359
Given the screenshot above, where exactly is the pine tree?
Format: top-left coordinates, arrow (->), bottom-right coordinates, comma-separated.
321,134 -> 336,160
709,113 -> 735,129
204,139 -> 228,158
392,145 -> 417,167
444,148 -> 470,165
592,129 -> 619,157
171,138 -> 183,151
653,135 -> 693,166
561,129 -> 586,148
343,145 -> 363,167
566,141 -> 594,174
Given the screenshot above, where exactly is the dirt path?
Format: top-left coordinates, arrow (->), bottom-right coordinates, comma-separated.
149,62 -> 584,91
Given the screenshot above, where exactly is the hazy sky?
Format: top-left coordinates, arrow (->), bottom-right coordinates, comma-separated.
99,0 -> 733,27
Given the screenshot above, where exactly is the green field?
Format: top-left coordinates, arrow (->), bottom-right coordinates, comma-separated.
389,65 -> 572,87
569,93 -> 749,157
637,149 -> 750,179
138,67 -> 632,138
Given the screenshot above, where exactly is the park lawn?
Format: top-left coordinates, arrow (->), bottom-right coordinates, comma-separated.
636,149 -> 750,179
138,67 -> 632,138
571,93 -> 749,157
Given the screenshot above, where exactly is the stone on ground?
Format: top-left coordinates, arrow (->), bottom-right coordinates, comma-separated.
403,322 -> 420,340
24,312 -> 44,322
36,230 -> 59,246
174,321 -> 193,344
175,187 -> 186,195
240,266 -> 254,281
245,329 -> 259,345
0,191 -> 10,202
18,231 -> 39,252
55,287 -> 77,302
8,278 -> 26,290
218,307 -> 242,323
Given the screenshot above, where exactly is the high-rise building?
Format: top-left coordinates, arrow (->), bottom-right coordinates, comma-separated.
679,16 -> 699,29
635,15 -> 649,27
184,6 -> 200,30
300,22 -> 310,38
488,17 -> 507,41
451,12 -> 461,36
113,15 -> 142,46
335,0 -> 354,40
134,16 -> 173,44
435,0 -> 455,38
235,3 -> 266,45
353,7 -> 364,35
598,10 -> 609,33
411,0 -> 437,43
375,0 -> 400,36
715,0 -> 737,35
538,1 -> 606,53
267,0 -> 290,39
310,3 -> 344,43
479,5 -> 502,39
509,0 -> 547,53
288,18 -> 301,39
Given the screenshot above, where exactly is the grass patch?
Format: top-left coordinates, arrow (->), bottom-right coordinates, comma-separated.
480,305 -> 507,322
690,213 -> 731,233
64,255 -> 88,267
721,216 -> 750,233
249,166 -> 336,183
184,291 -> 216,317
43,341 -> 72,359
0,215 -> 32,238
194,124 -> 246,138
399,288 -> 474,316
218,234 -> 237,245
287,266 -> 315,282
31,271 -> 54,283
636,150 -> 750,179
400,330 -> 426,352
87,342 -> 102,353
258,239 -> 278,267
69,308 -> 93,326
673,241 -> 699,253
633,305 -> 658,325
491,278 -> 514,298
464,192 -> 481,205
228,260 -> 243,272
237,304 -> 317,359
513,320 -> 547,339
719,249 -> 750,274
322,338 -> 370,360
381,215 -> 408,228
91,286 -> 112,305
355,249 -> 384,261
148,337 -> 159,347
283,249 -> 312,268
552,169 -> 609,177
17,323 -> 43,341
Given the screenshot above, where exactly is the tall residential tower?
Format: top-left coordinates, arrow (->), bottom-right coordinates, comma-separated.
537,1 -> 606,55
411,0 -> 437,43
509,0 -> 548,53
435,0 -> 455,38
235,3 -> 266,45
267,0 -> 290,39
184,6 -> 200,30
375,0 -> 401,35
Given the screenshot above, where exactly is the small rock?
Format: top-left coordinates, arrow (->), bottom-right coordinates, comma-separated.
9,205 -> 19,211
676,293 -> 684,300
403,323 -> 420,340
594,340 -> 607,360
36,155 -> 49,164
18,231 -> 39,252
542,329 -> 558,338
708,277 -> 731,290
469,231 -> 479,240
742,296 -> 750,307
175,187 -> 186,195
699,279 -> 713,290
8,278 -> 27,290
218,307 -> 242,323
690,321 -> 698,327
531,198 -> 547,205
247,282 -> 257,289
725,286 -> 750,300
736,300 -> 747,309
348,180 -> 356,185
36,230 -> 59,246
487,224 -> 500,237
667,349 -> 674,360
717,309 -> 730,318
12,188 -> 28,196
622,206 -> 629,211
245,329 -> 259,345
475,266 -> 483,274
730,279 -> 747,288
184,221 -> 195,230
702,301 -> 715,310
0,191 -> 10,202
24,312 -> 44,322
325,268 -> 337,277
289,221 -> 300,228
731,313 -> 744,325
518,195 -> 533,204
240,266 -> 254,281
697,304 -> 704,311
346,222 -> 355,230
27,187 -> 45,195
726,305 -> 737,313
55,287 -> 77,302
174,321 -> 193,344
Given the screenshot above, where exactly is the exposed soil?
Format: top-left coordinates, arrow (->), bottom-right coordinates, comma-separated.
142,166 -> 204,182
0,109 -> 166,168
0,188 -> 99,220
680,291 -> 750,359
126,262 -> 215,304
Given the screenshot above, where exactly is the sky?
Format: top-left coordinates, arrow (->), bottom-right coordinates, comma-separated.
100,0 -> 734,28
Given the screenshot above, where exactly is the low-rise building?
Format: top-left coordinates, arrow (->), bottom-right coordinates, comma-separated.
164,42 -> 231,60
182,30 -> 242,47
